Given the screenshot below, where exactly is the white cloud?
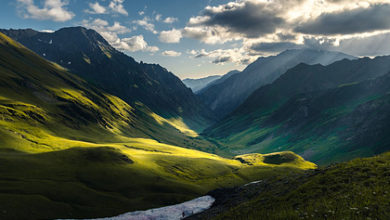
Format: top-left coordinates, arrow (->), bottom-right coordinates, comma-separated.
85,2 -> 106,14
162,50 -> 182,57
81,19 -> 158,53
133,17 -> 158,34
159,29 -> 182,43
163,17 -> 178,24
106,21 -> 130,34
17,0 -> 74,22
109,0 -> 128,16
40,29 -> 54,33
121,35 -> 159,52
191,48 -> 256,65
155,14 -> 162,21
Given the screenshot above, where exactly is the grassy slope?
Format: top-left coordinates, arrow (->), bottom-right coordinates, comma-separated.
0,33 -> 316,219
190,152 -> 390,220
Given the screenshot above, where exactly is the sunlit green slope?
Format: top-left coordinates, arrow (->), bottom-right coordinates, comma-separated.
0,33 -> 316,219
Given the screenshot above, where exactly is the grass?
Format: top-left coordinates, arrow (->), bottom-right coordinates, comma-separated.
191,151 -> 390,220
0,139 -> 315,219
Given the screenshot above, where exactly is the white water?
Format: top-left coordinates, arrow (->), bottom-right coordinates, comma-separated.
64,195 -> 215,220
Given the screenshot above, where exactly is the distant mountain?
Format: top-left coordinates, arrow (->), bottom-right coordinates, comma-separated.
197,49 -> 356,118
0,27 -> 215,130
183,75 -> 221,93
198,70 -> 240,93
205,55 -> 390,164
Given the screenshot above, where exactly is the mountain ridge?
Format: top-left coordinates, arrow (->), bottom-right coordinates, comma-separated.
197,49 -> 356,119
0,27 -> 215,131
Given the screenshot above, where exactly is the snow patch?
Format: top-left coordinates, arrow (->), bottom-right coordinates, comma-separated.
61,195 -> 215,220
244,180 -> 262,186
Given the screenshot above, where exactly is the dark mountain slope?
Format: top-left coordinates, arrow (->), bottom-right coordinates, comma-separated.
206,56 -> 390,164
197,49 -> 355,118
0,27 -> 215,130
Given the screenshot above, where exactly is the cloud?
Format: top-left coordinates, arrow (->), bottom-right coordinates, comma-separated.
120,35 -> 159,52
159,29 -> 182,43
80,19 -> 158,53
182,26 -> 240,44
133,17 -> 157,34
212,56 -> 232,64
17,0 -> 74,22
249,42 -> 302,53
106,21 -> 130,34
191,48 -> 256,65
184,0 -> 305,42
155,14 -> 162,21
163,17 -> 178,24
109,0 -> 128,16
180,0 -> 390,66
162,50 -> 182,57
85,2 -> 106,14
295,4 -> 390,35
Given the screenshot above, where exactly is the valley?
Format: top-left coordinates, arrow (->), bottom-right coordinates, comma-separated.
1,1 -> 390,217
0,31 -> 315,219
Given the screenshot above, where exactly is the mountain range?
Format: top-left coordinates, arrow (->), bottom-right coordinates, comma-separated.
197,49 -> 356,119
206,55 -> 390,164
0,27 -> 215,131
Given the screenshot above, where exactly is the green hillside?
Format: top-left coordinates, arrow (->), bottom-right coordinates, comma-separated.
0,33 -> 316,219
190,151 -> 390,220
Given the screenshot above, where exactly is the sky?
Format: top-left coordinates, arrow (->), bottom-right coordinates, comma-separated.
1,0 -> 390,79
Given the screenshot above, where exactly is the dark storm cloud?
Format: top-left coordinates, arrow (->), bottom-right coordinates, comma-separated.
212,56 -> 232,64
295,4 -> 390,35
250,42 -> 302,52
198,1 -> 286,38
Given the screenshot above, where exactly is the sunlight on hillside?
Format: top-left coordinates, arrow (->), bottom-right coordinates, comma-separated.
150,112 -> 199,137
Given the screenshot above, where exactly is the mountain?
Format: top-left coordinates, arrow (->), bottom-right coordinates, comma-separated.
0,27 -> 215,131
189,151 -> 390,219
198,70 -> 240,93
205,56 -> 390,164
0,32 -> 316,219
197,49 -> 356,118
183,75 -> 221,93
